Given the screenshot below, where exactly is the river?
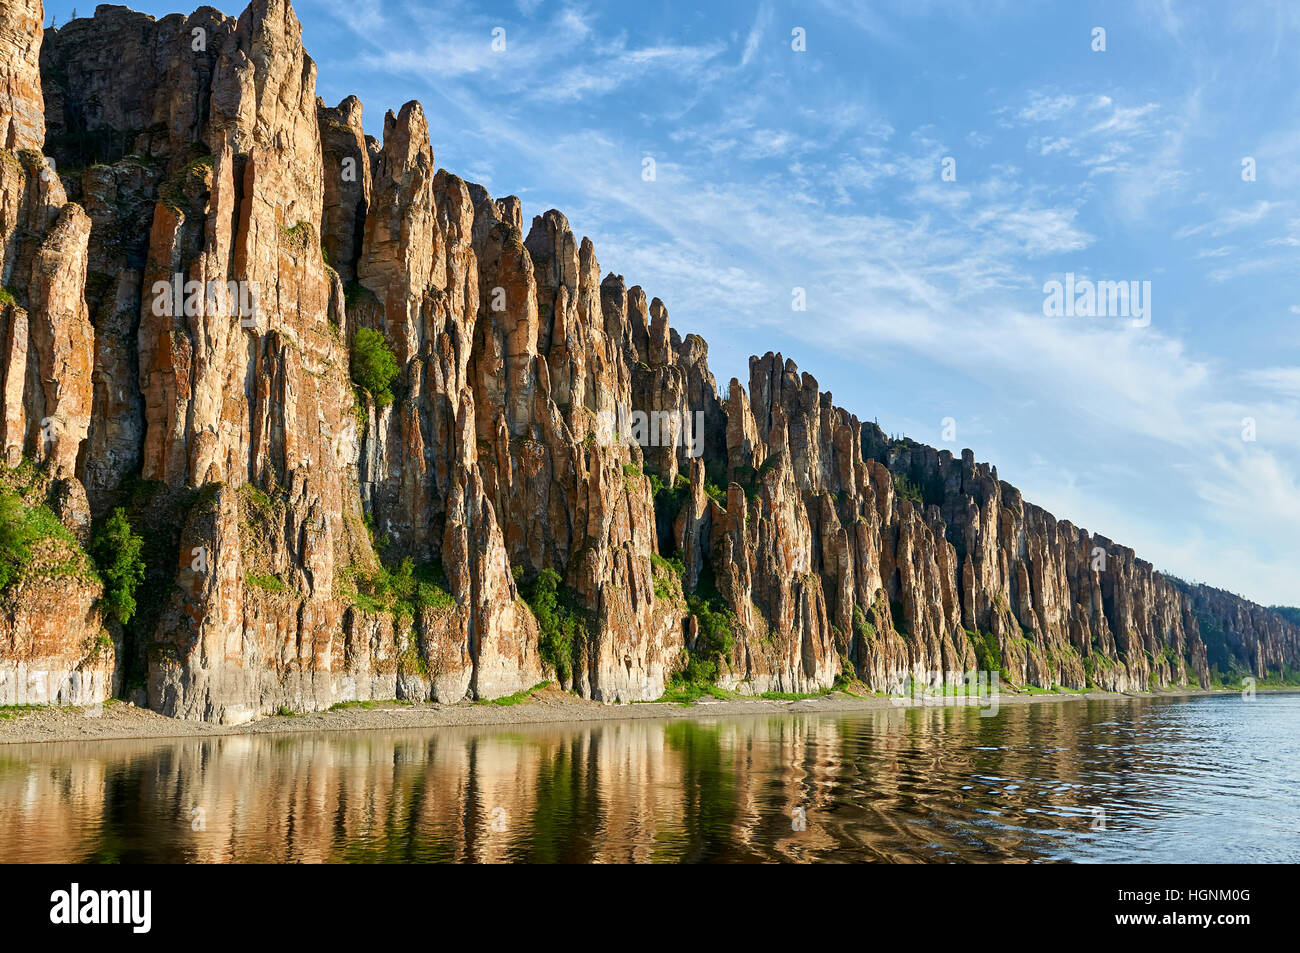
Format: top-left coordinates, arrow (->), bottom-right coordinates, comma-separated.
1,693 -> 1296,863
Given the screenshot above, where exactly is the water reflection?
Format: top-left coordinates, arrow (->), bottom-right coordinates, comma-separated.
0,694 -> 1296,863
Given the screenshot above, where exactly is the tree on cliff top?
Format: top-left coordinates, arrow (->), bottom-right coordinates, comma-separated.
350,328 -> 399,407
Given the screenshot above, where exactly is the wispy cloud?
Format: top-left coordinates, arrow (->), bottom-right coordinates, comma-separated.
1175,200 -> 1278,239
1243,366 -> 1300,398
292,0 -> 1300,603
740,3 -> 773,67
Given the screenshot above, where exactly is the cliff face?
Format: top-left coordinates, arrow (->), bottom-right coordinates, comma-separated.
0,0 -> 44,151
0,0 -> 1295,722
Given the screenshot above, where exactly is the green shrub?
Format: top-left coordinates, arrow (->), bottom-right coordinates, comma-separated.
834,654 -> 857,691
651,551 -> 685,598
760,688 -> 834,700
350,328 -> 399,406
892,472 -> 924,505
852,605 -> 876,642
0,492 -> 31,591
652,473 -> 692,526
622,461 -> 643,492
0,490 -> 98,594
669,561 -> 737,695
730,464 -> 766,502
966,628 -> 1010,682
389,556 -> 456,612
279,221 -> 315,252
651,551 -> 681,575
478,681 -> 551,706
651,552 -> 685,600
703,459 -> 729,507
660,653 -> 730,704
90,508 -> 146,624
521,568 -> 588,683
704,481 -> 727,507
238,481 -> 273,513
349,556 -> 455,617
688,594 -> 735,659
246,572 -> 286,593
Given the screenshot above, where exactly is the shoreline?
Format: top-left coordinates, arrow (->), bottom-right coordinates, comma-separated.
2,685 -> 1294,747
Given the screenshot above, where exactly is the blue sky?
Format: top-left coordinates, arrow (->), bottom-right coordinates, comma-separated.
62,1 -> 1300,604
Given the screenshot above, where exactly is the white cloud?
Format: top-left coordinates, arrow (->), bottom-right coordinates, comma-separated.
1242,366 -> 1300,398
314,0 -> 1300,603
1018,93 -> 1077,122
1175,201 -> 1278,239
353,4 -> 723,104
740,3 -> 773,67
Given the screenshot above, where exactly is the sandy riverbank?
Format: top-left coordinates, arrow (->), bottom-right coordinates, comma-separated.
2,683 -> 1287,746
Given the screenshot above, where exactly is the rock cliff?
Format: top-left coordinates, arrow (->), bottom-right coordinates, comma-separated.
0,0 -> 1295,721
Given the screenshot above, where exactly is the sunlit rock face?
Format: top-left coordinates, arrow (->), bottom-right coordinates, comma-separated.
0,0 -> 1292,722
0,0 -> 46,152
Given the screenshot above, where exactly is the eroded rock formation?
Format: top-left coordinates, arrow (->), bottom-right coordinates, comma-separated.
0,0 -> 1295,721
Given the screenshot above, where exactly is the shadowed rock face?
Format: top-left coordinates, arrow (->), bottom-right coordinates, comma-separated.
0,0 -> 1294,722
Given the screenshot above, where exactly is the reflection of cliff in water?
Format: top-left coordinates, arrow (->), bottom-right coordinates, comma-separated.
1,694 -> 1296,863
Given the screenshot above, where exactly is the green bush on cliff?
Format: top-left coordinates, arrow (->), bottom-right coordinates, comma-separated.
966,628 -> 1012,683
246,572 -> 287,593
687,594 -> 734,659
650,551 -> 684,600
658,562 -> 737,700
0,489 -> 100,594
389,556 -> 455,613
853,605 -> 877,643
0,492 -> 31,591
350,328 -> 399,407
349,556 -> 455,618
521,568 -> 587,683
660,653 -> 729,703
651,473 -> 692,526
892,472 -> 924,506
90,508 -> 146,624
966,628 -> 1001,672
684,563 -> 735,657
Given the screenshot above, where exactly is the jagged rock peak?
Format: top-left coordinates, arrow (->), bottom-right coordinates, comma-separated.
0,0 -> 1293,724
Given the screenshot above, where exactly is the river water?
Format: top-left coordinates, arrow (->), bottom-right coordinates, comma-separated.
1,693 -> 1296,863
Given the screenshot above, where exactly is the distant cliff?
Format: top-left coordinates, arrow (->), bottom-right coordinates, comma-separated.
0,0 -> 1295,721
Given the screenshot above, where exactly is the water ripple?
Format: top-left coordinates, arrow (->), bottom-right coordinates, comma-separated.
0,694 -> 1297,862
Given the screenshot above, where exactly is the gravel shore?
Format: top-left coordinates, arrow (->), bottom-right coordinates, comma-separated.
1,684 -> 1280,746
